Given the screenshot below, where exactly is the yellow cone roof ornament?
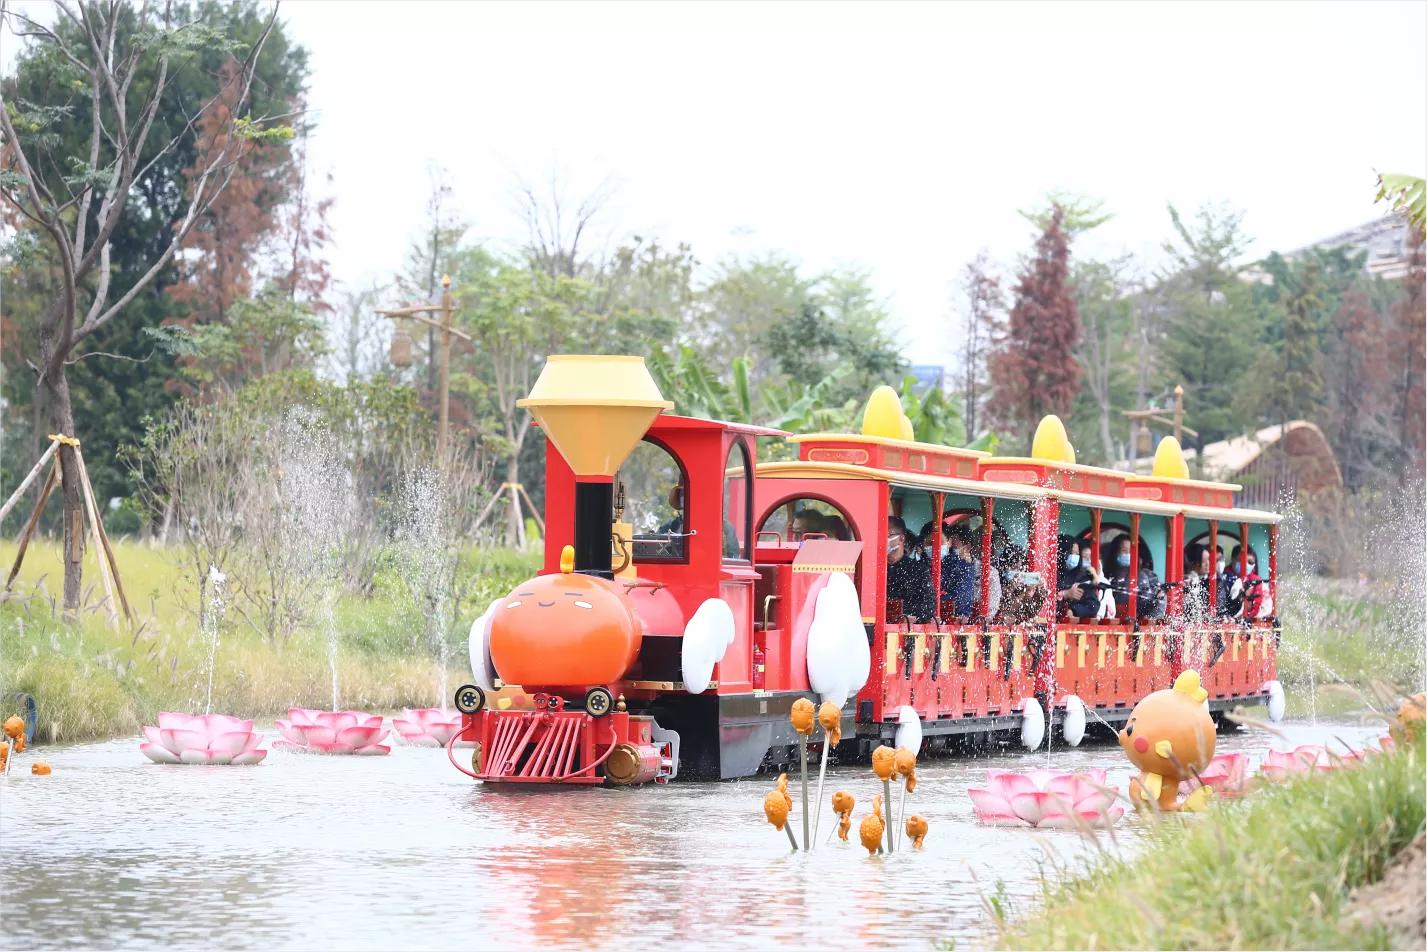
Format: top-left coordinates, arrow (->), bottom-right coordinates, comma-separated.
1151,436 -> 1190,480
1030,415 -> 1076,465
862,385 -> 915,441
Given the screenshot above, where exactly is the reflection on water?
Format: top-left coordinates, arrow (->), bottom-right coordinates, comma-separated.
0,718 -> 1383,950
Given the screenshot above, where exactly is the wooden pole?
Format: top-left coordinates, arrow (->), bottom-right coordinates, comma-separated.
75,448 -> 133,625
1173,385 -> 1184,447
5,462 -> 58,591
0,440 -> 58,525
516,483 -> 546,534
75,452 -> 119,626
437,274 -> 453,462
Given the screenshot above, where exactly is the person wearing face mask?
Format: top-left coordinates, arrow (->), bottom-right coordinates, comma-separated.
1106,534 -> 1164,620
940,524 -> 981,620
1228,544 -> 1267,619
885,516 -> 933,622
1079,540 -> 1117,620
1055,534 -> 1098,619
1182,544 -> 1213,622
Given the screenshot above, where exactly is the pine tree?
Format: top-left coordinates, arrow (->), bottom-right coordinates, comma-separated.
989,206 -> 1081,447
1273,259 -> 1327,428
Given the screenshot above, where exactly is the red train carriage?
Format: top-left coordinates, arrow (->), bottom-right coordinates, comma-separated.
451,358 -> 1282,784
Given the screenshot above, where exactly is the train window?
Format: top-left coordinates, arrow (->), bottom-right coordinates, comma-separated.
617,438 -> 688,563
758,498 -> 854,543
722,439 -> 753,561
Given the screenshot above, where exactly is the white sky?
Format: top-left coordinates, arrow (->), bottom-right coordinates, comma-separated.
12,1 -> 1427,370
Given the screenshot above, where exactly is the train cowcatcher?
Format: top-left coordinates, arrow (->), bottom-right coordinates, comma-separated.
448,354 -> 1282,785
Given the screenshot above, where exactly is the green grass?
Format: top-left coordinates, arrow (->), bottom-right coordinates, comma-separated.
0,538 -> 540,742
998,728 -> 1426,950
1277,578 -> 1424,694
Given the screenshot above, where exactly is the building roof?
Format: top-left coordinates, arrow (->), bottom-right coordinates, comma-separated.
1183,421 -> 1343,489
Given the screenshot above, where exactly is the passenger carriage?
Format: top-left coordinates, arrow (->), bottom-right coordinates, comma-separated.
453,356 -> 1281,785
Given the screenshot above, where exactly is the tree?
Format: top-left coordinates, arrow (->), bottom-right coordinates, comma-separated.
1,2 -> 286,612
1328,284 -> 1393,488
698,254 -> 812,385
397,166 -> 465,398
1071,258 -> 1136,463
1390,229 -> 1426,476
989,205 -> 1081,446
1270,258 -> 1327,429
955,251 -> 1005,438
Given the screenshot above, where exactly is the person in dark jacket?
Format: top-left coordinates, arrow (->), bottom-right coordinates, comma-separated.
1106,534 -> 1164,620
940,523 -> 980,620
885,516 -> 933,621
1055,534 -> 1098,619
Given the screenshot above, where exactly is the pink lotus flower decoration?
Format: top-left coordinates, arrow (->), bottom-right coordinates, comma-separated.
1259,744 -> 1366,782
969,768 -> 1124,829
141,712 -> 267,766
392,708 -> 470,747
1180,752 -> 1252,798
273,708 -> 390,755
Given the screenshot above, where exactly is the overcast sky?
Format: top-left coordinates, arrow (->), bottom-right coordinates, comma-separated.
13,1 -> 1427,370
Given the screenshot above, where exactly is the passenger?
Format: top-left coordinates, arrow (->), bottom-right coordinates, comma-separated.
1107,534 -> 1164,620
823,514 -> 851,542
916,522 -> 945,563
1182,544 -> 1212,621
974,526 -> 1003,619
994,526 -> 1044,622
791,508 -> 826,542
885,516 -> 934,622
1055,534 -> 1098,619
1080,539 -> 1116,619
940,524 -> 980,620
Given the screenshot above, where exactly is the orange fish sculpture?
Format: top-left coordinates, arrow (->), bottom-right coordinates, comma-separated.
763,772 -> 793,830
858,793 -> 885,855
871,744 -> 896,781
894,747 -> 917,794
790,697 -> 816,736
3,715 -> 23,739
1119,670 -> 1217,812
31,762 -> 51,776
817,701 -> 842,747
831,790 -> 856,841
905,814 -> 929,849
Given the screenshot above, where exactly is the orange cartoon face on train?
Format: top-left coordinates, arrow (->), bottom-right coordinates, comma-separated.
487,556 -> 643,689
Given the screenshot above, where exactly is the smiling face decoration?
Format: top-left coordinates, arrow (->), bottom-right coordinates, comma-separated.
487,551 -> 643,689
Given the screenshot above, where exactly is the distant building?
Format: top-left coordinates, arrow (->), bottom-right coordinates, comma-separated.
1241,215 -> 1416,284
906,364 -> 945,396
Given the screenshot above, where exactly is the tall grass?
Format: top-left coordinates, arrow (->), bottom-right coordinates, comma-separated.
0,538 -> 541,742
998,728 -> 1426,950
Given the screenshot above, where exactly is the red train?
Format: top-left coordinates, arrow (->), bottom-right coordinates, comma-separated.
450,355 -> 1282,784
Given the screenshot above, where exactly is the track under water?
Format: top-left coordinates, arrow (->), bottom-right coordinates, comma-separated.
0,717 -> 1385,950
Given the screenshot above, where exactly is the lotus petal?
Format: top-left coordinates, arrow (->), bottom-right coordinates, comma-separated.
275,721 -> 309,745
392,719 -> 423,738
335,725 -> 383,749
272,740 -> 313,752
403,735 -> 441,748
988,771 -> 1038,801
157,712 -> 202,731
424,725 -> 457,746
1079,804 -> 1124,828
179,748 -> 218,765
231,749 -> 268,766
240,732 -> 262,754
140,742 -> 180,764
288,707 -> 320,726
161,728 -> 207,756
143,725 -> 164,747
968,788 -> 1023,826
1009,790 -> 1050,826
361,715 -> 384,730
309,741 -> 345,754
207,731 -> 252,759
353,744 -> 391,756
302,726 -> 337,747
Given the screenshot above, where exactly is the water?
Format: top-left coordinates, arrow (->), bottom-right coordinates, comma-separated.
202,565 -> 227,716
393,466 -> 457,708
0,717 -> 1385,951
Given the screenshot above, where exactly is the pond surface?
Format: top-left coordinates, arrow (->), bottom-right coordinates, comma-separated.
0,715 -> 1385,950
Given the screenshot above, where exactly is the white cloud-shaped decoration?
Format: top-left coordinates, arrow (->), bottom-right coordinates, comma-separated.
468,598 -> 501,692
806,572 -> 871,706
682,598 -> 735,694
1062,695 -> 1086,747
1264,679 -> 1285,723
1020,696 -> 1045,750
895,705 -> 922,755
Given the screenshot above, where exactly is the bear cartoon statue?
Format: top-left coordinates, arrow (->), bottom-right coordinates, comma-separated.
1119,670 -> 1217,812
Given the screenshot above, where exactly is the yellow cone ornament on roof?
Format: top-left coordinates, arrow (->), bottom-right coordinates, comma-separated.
861,386 -> 915,441
1151,436 -> 1190,480
1031,415 -> 1076,465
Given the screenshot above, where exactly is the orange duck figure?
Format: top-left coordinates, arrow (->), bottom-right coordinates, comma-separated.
905,815 -> 929,849
831,790 -> 856,841
763,772 -> 793,830
858,793 -> 885,855
1119,670 -> 1217,812
817,701 -> 842,747
894,748 -> 917,793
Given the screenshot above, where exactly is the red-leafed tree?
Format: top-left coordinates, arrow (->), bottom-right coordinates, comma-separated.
989,205 -> 1082,448
1391,229 -> 1426,477
1329,285 -> 1392,488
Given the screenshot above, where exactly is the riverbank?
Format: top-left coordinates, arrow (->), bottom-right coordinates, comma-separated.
0,539 -> 540,742
998,723 -> 1426,950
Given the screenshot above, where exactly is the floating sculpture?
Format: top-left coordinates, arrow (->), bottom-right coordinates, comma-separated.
1180,751 -> 1251,798
858,793 -> 885,855
904,814 -> 929,849
764,772 -> 797,849
871,744 -> 897,852
140,712 -> 267,765
274,708 -> 389,756
1119,670 -> 1216,812
831,790 -> 855,842
968,768 -> 1122,829
392,708 -> 465,747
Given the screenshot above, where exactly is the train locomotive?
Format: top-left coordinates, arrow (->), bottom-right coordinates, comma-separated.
449,354 -> 1282,785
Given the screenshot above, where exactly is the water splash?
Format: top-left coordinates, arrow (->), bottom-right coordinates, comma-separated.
393,466 -> 455,710
202,564 -> 227,715
277,408 -> 349,711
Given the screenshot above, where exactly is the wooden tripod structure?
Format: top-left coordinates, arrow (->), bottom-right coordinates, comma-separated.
1,434 -> 133,627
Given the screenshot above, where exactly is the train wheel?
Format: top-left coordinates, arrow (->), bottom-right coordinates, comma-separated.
454,683 -> 486,715
584,686 -> 615,718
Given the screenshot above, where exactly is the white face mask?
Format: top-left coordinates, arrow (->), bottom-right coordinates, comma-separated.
886,535 -> 901,554
1217,559 -> 1226,573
